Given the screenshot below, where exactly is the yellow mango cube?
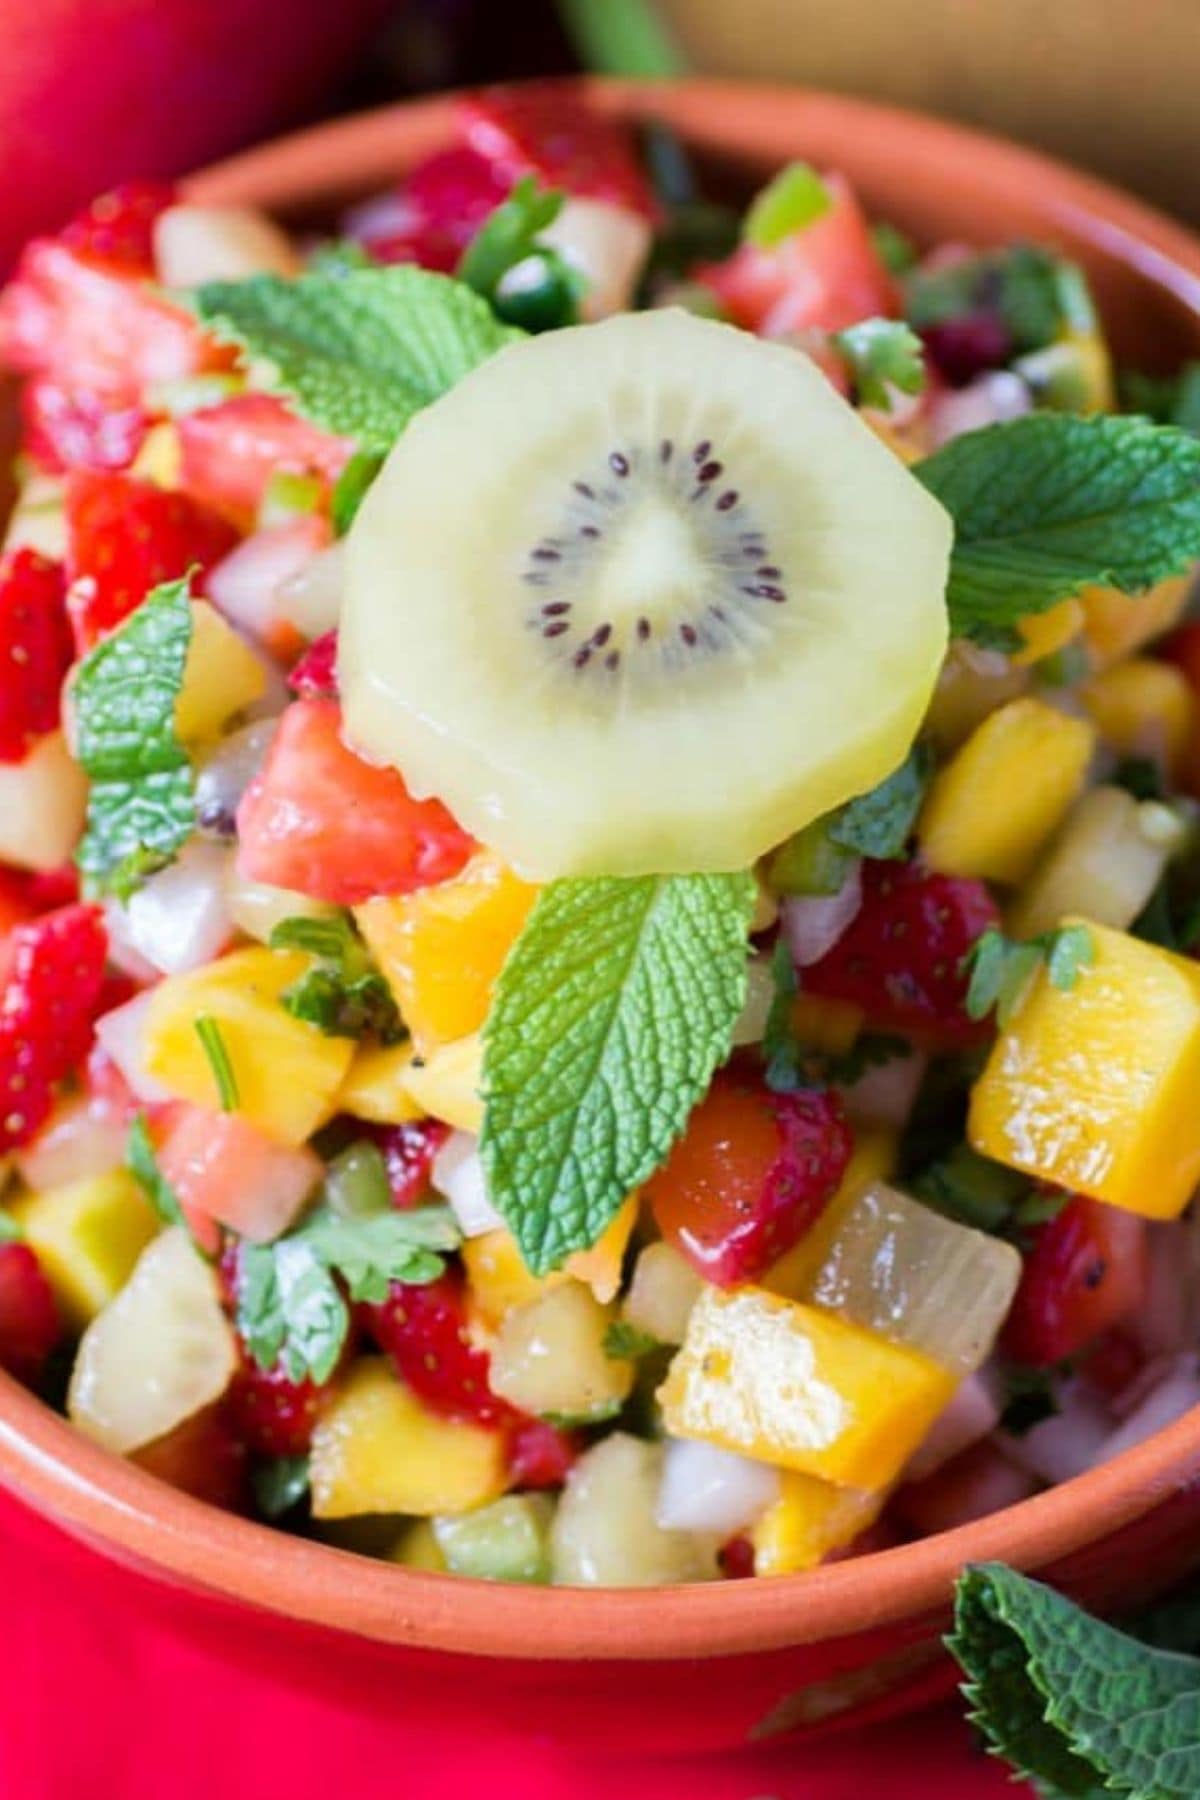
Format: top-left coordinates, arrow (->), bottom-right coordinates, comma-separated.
1082,658 -> 1194,778
174,600 -> 266,744
924,644 -> 1029,757
1013,597 -> 1085,668
763,1128 -> 898,1300
130,421 -> 182,488
969,919 -> 1200,1218
751,1473 -> 883,1577
919,696 -> 1095,884
565,1193 -> 639,1303
143,946 -> 354,1145
336,1043 -> 423,1126
11,1171 -> 159,1328
401,1033 -> 483,1132
355,852 -> 536,1056
464,1228 -> 564,1331
309,1358 -> 507,1518
791,994 -> 863,1056
1081,574 -> 1191,669
658,1286 -> 954,1492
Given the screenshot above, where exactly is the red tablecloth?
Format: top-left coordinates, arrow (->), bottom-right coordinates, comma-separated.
0,1490 -> 1025,1800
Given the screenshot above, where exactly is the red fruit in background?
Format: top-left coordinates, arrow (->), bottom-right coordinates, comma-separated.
363,1267 -> 512,1428
718,1536 -> 756,1580
506,1416 -> 581,1490
1002,1195 -> 1148,1367
920,313 -> 1013,386
364,1117 -> 450,1209
236,697 -> 473,906
177,394 -> 353,525
645,1069 -> 852,1286
21,379 -> 147,476
0,903 -> 108,1152
287,630 -> 339,699
0,863 -> 79,936
458,83 -> 657,218
350,147 -> 513,273
0,549 -> 72,762
0,1241 -> 61,1386
228,1354 -> 328,1459
59,181 -> 177,274
65,471 -> 239,650
697,174 -> 896,337
802,858 -> 999,1043
132,1401 -> 249,1512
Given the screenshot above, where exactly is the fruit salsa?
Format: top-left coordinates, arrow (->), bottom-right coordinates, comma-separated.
2,85 -> 1200,1588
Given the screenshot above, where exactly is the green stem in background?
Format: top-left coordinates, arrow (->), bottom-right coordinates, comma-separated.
557,0 -> 686,76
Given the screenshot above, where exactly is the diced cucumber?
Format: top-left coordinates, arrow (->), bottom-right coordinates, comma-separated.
432,1495 -> 554,1584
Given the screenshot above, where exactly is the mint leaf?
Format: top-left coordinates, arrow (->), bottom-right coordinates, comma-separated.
297,1203 -> 460,1304
190,266 -> 522,455
917,414 -> 1200,646
72,577 -> 195,894
964,924 -> 1094,1025
828,744 -> 931,860
252,1455 -> 310,1520
951,1562 -> 1200,1798
194,1016 -> 239,1111
126,1112 -> 189,1233
743,162 -> 831,248
481,872 -> 756,1274
833,318 -> 925,412
270,912 -> 402,1042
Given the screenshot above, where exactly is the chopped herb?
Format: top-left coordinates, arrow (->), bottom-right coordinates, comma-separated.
963,924 -> 1095,1026
602,1319 -> 662,1361
194,1015 -> 239,1112
126,1112 -> 190,1234
639,202 -> 740,297
910,1141 -> 1031,1234
872,221 -> 917,276
743,162 -> 831,249
762,938 -> 906,1093
270,912 -> 402,1043
833,318 -> 926,412
252,1455 -> 311,1519
1111,756 -> 1168,802
997,1365 -> 1061,1437
828,744 -> 932,860
906,243 -> 1096,352
331,449 -> 384,535
458,177 -> 582,332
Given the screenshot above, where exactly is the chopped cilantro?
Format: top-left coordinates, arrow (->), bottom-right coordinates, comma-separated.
963,924 -> 1095,1025
602,1319 -> 661,1361
270,912 -> 402,1043
833,318 -> 926,412
126,1112 -> 190,1235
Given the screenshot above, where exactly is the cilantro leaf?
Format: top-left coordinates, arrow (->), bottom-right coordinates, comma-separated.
126,1112 -> 189,1233
964,924 -> 1094,1026
297,1203 -> 459,1304
872,221 -> 917,276
194,1016 -> 239,1111
916,414 -> 1200,646
270,913 -> 402,1042
72,577 -> 195,894
252,1455 -> 310,1520
833,318 -> 926,412
829,744 -> 932,860
950,1562 -> 1200,1798
481,873 -> 756,1274
457,176 -> 583,331
602,1319 -> 661,1360
906,244 -> 1095,351
189,266 -> 523,455
910,1141 -> 1031,1234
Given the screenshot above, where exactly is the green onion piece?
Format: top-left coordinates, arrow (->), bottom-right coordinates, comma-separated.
194,1015 -> 240,1112
743,163 -> 831,250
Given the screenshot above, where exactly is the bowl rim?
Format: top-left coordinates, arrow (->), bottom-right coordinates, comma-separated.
4,74 -> 1200,1662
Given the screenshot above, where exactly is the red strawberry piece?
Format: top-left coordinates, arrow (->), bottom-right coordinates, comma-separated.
177,393 -> 354,525
19,863 -> 80,912
352,147 -> 514,273
287,630 -> 339,699
228,1352 -> 329,1459
920,313 -> 1012,387
364,1117 -> 451,1209
646,1068 -> 853,1286
718,1535 -> 756,1580
0,868 -> 39,937
458,83 -> 657,218
59,181 -> 177,274
21,378 -> 147,475
132,1400 -> 249,1512
506,1416 -> 581,1490
0,903 -> 108,1153
0,1241 -> 62,1386
1001,1196 -> 1148,1367
235,696 -> 473,907
802,858 -> 1000,1043
362,1266 -> 513,1428
0,548 -> 73,762
65,470 -> 239,651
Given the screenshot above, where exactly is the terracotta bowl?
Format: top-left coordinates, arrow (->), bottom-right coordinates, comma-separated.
3,79 -> 1200,1757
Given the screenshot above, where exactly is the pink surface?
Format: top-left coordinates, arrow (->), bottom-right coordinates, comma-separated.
0,1487 -> 1022,1800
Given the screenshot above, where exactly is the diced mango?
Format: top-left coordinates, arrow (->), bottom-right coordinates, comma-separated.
401,1033 -> 483,1132
919,696 -> 1095,883
923,643 -> 1029,756
130,421 -> 182,488
1081,574 -> 1191,670
490,1282 -> 634,1422
10,1171 -> 159,1327
565,1193 -> 639,1303
658,1286 -> 955,1492
464,1227 -> 564,1331
335,1042 -> 423,1126
0,731 -> 88,873
142,946 -> 354,1146
790,993 -> 863,1056
309,1358 -> 507,1518
389,1518 -> 448,1572
1012,598 -> 1085,668
355,852 -> 537,1055
174,600 -> 266,744
762,1127 -> 899,1300
1081,658 -> 1194,779
751,1473 -> 883,1576
969,918 -> 1200,1218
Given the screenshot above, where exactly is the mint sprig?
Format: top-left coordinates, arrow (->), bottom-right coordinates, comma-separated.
916,414 -> 1200,647
72,576 -> 195,895
189,266 -> 523,455
951,1563 -> 1200,1798
481,873 -> 755,1274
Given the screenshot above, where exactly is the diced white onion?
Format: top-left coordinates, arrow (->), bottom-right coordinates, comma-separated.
782,864 -> 862,967
655,1438 -> 780,1535
840,1049 -> 927,1131
1098,1356 -> 1200,1463
207,517 -> 329,644
731,954 -> 775,1048
94,990 -> 173,1105
927,371 -> 1032,447
194,720 -> 277,838
623,1242 -> 704,1346
115,841 -> 233,976
343,189 -> 419,250
276,541 -> 345,639
15,1095 -> 129,1191
537,198 -> 652,321
905,1368 -> 1004,1481
433,1132 -> 503,1238
154,204 -> 300,287
1002,1378 -> 1112,1484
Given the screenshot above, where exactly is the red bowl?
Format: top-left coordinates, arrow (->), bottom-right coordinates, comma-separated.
4,78 -> 1200,1758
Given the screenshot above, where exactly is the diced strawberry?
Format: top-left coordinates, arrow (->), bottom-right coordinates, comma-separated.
59,181 -> 177,275
1081,1324 -> 1147,1402
458,84 -> 657,218
920,314 -> 1012,387
0,549 -> 73,762
697,174 -> 897,337
362,1266 -> 513,1428
286,630 -> 339,699
0,870 -> 38,937
0,1241 -> 62,1386
236,697 -> 474,906
0,904 -> 108,1152
1001,1196 -> 1148,1367
157,1106 -> 322,1248
132,1400 -> 249,1512
177,394 -> 353,524
0,236 -> 228,406
363,1117 -> 451,1209
892,1440 -> 1037,1537
802,858 -> 999,1043
352,148 -> 515,273
21,378 -> 148,475
507,1416 -> 581,1489
718,1535 -> 756,1579
0,863 -> 79,936
65,471 -> 239,651
228,1351 -> 329,1459
646,1068 -> 852,1286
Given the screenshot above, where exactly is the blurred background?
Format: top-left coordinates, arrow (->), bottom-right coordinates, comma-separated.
3,0 -> 1195,275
